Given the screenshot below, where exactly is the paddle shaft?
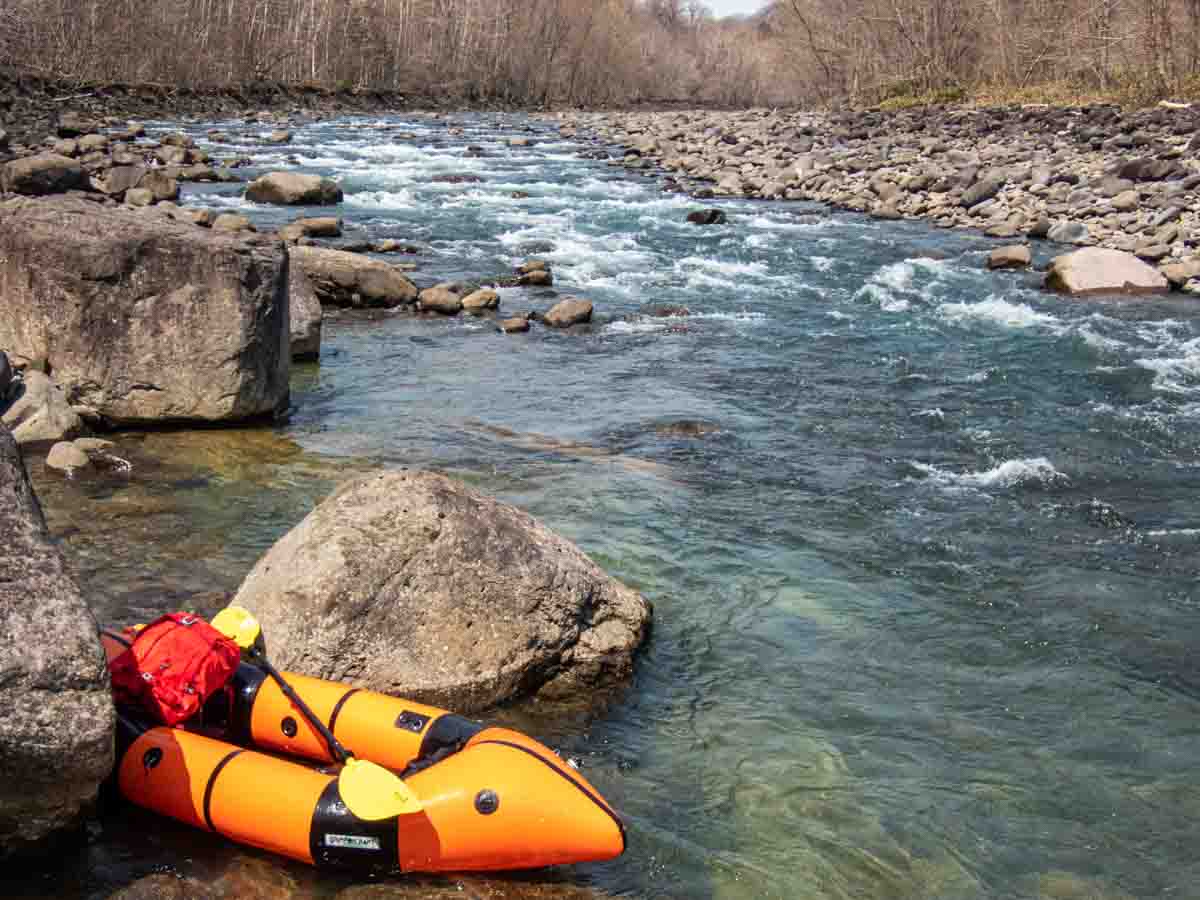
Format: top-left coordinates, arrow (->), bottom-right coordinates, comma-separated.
251,649 -> 351,765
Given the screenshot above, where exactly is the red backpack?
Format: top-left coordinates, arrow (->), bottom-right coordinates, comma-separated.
108,612 -> 242,727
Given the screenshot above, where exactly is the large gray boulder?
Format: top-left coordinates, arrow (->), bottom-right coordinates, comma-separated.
0,153 -> 87,196
235,470 -> 652,711
0,196 -> 290,426
1045,248 -> 1170,295
289,265 -> 323,361
290,245 -> 418,308
0,423 -> 114,859
245,172 -> 343,205
0,371 -> 84,445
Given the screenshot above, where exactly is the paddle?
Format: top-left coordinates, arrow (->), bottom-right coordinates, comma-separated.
211,604 -> 422,821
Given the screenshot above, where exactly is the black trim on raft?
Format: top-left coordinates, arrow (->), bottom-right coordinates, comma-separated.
418,714 -> 483,759
202,749 -> 244,834
473,739 -> 627,853
327,687 -> 360,736
114,713 -> 148,764
227,662 -> 268,746
308,779 -> 401,872
100,628 -> 132,649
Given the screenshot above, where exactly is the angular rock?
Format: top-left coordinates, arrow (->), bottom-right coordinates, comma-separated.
1,154 -> 87,196
245,172 -> 343,205
987,245 -> 1032,270
1045,247 -> 1170,295
289,266 -> 322,361
544,297 -> 593,328
0,424 -> 114,859
1,371 -> 84,445
290,245 -> 417,308
0,196 -> 290,426
234,470 -> 651,711
0,351 -> 10,404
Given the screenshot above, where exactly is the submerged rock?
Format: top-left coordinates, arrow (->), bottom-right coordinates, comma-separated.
45,440 -> 91,474
234,470 -> 652,711
687,209 -> 727,225
987,245 -> 1032,270
0,423 -> 114,859
543,297 -> 593,328
1045,247 -> 1170,295
0,371 -> 84,445
0,196 -> 291,426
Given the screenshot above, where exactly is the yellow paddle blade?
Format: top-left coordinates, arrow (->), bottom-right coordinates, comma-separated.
339,758 -> 423,820
211,604 -> 262,650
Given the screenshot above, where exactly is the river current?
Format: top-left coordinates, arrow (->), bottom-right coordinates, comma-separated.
21,114 -> 1200,899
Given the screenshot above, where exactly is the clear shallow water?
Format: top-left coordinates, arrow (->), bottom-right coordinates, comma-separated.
28,115 -> 1200,899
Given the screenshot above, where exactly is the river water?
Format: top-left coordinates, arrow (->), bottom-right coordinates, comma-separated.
22,114 -> 1200,899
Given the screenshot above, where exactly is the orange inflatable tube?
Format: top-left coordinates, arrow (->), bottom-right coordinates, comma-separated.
101,631 -> 626,873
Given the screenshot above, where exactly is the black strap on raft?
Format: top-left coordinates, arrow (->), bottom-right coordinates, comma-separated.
249,647 -> 352,765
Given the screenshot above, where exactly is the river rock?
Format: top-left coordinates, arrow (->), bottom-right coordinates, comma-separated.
687,209 -> 727,225
0,153 -> 87,196
961,174 -> 1005,208
462,288 -> 500,312
139,170 -> 180,203
499,316 -> 531,333
288,264 -> 323,361
0,196 -> 290,426
290,245 -> 418,308
543,297 -> 593,328
418,285 -> 463,315
987,245 -> 1031,270
1047,220 -> 1091,244
45,440 -> 91,474
0,351 -> 11,403
0,371 -> 84,445
1160,258 -> 1200,288
211,213 -> 255,233
267,129 -> 292,144
279,216 -> 342,241
234,470 -> 651,711
245,172 -> 343,205
1045,248 -> 1170,295
0,424 -> 114,859
518,270 -> 553,287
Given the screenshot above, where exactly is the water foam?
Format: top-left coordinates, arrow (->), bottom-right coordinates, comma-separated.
937,296 -> 1060,330
912,457 -> 1068,490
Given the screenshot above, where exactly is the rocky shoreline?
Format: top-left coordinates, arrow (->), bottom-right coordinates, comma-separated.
553,104 -> 1200,292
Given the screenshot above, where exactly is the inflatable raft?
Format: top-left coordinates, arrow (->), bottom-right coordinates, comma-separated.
100,630 -> 625,873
